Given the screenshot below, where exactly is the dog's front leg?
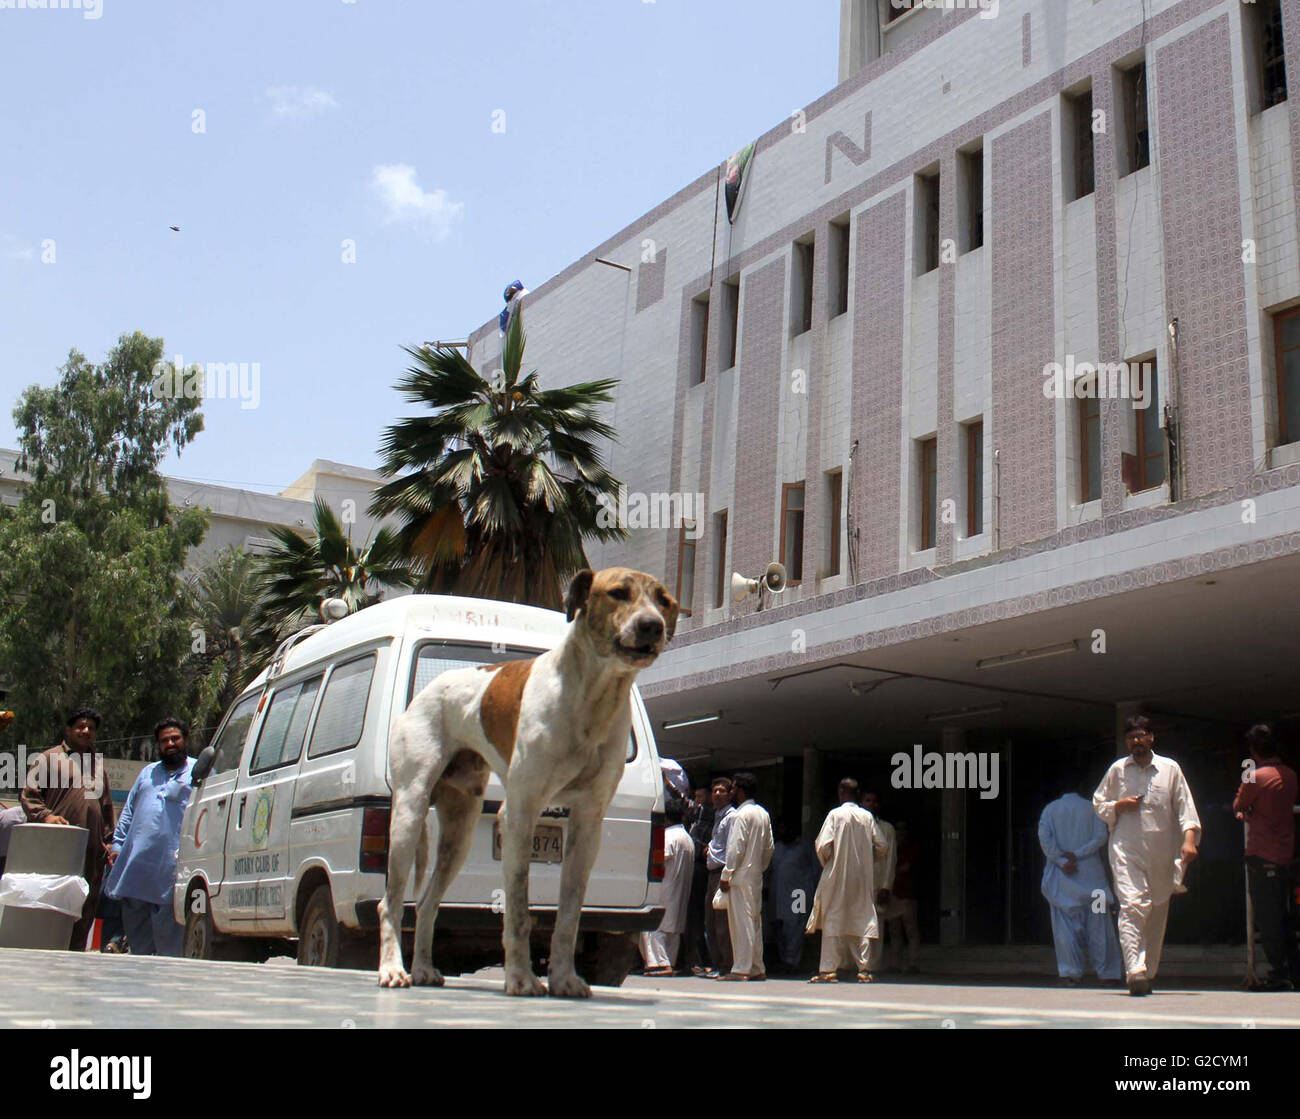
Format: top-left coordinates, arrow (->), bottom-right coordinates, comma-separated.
548,799 -> 604,998
500,793 -> 547,997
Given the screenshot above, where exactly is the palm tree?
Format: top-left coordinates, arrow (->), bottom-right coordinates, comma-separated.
255,497 -> 415,632
370,310 -> 626,610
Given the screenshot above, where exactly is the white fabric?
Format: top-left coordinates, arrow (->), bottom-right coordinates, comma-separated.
727,876 -> 764,976
639,930 -> 680,970
659,759 -> 690,799
658,824 -> 694,935
1094,753 -> 1201,908
1116,897 -> 1170,980
0,872 -> 88,917
820,934 -> 869,974
806,803 -> 889,939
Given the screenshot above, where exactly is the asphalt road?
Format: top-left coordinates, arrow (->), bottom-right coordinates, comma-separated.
1,948 -> 1297,1029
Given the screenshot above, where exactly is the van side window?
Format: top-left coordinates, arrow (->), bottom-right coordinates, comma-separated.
408,642 -> 532,704
210,694 -> 260,776
307,654 -> 376,758
250,676 -> 322,774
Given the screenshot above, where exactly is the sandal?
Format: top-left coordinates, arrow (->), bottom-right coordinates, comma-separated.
717,972 -> 750,981
643,967 -> 674,977
809,972 -> 839,983
857,971 -> 875,983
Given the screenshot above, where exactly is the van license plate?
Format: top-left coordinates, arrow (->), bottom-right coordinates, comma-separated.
492,822 -> 563,864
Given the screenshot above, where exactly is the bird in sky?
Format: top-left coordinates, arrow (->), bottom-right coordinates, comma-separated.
169,225 -> 180,232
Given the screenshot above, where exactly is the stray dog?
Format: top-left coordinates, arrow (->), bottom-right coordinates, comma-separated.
378,567 -> 679,997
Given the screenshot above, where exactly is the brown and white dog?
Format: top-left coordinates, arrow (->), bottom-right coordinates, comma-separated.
377,567 -> 679,997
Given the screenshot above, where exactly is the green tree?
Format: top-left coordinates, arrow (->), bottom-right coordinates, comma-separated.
370,311 -> 625,609
253,497 -> 415,635
0,331 -> 207,754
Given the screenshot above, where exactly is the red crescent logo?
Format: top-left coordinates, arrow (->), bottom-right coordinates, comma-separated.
195,806 -> 208,848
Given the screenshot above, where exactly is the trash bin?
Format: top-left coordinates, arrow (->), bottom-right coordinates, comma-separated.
0,824 -> 89,950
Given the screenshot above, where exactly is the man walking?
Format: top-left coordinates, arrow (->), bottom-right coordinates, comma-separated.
700,777 -> 736,978
806,778 -> 890,983
1094,715 -> 1201,996
1039,773 -> 1122,986
21,707 -> 115,951
1234,724 -> 1297,991
719,772 -> 773,981
639,798 -> 694,975
103,718 -> 197,957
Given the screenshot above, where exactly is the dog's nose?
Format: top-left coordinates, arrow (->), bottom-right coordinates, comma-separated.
634,613 -> 664,644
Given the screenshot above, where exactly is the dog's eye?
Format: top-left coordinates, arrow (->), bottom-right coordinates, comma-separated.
608,586 -> 630,601
656,591 -> 671,608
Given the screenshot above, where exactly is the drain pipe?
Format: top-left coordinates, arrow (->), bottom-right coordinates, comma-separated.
992,447 -> 1001,551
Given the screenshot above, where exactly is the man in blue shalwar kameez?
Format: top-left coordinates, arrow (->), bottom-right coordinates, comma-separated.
1038,774 -> 1122,985
104,717 -> 196,957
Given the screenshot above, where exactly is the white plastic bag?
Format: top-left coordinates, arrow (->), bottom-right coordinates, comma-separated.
0,872 -> 89,918
712,886 -> 728,911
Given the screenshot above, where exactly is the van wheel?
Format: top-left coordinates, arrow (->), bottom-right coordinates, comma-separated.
297,884 -> 342,967
575,932 -> 637,988
183,888 -> 218,960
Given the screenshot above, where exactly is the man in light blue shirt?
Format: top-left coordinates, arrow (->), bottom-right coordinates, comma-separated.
698,778 -> 737,978
104,717 -> 196,957
1038,773 -> 1122,985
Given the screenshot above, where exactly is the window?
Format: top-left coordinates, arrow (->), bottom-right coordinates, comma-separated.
308,654 -> 376,758
1275,307 -> 1300,445
691,294 -> 709,384
210,693 -> 260,776
712,510 -> 728,608
964,420 -> 984,536
409,641 -> 530,703
1129,360 -> 1165,492
1250,0 -> 1288,112
792,237 -> 814,336
960,145 -> 983,252
1063,86 -> 1095,201
1079,394 -> 1101,503
780,483 -> 805,583
676,524 -> 696,617
830,215 -> 851,318
1117,62 -> 1150,176
720,278 -> 740,371
916,169 -> 941,274
250,676 -> 322,774
918,437 -> 937,550
826,470 -> 843,576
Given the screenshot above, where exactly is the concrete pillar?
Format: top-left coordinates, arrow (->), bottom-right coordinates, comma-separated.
801,746 -> 823,840
939,725 -> 966,947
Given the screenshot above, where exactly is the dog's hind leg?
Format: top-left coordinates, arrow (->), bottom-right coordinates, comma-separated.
378,717 -> 450,988
410,751 -> 488,986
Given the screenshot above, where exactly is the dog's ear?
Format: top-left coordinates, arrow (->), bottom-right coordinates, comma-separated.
659,587 -> 680,640
565,569 -> 595,622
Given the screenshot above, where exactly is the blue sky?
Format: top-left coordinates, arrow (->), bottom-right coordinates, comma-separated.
0,0 -> 838,492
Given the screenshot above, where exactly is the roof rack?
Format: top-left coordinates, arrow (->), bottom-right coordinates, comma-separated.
267,624 -> 328,681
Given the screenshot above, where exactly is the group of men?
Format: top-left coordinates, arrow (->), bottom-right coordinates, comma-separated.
4,707 -> 197,955
639,771 -> 921,983
1039,715 -> 1297,996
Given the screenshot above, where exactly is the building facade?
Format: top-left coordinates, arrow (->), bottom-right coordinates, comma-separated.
468,0 -> 1300,957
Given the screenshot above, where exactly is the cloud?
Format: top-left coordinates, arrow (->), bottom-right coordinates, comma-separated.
370,163 -> 463,241
265,85 -> 338,120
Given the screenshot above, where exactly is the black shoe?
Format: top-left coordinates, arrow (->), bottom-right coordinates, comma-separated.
1127,974 -> 1150,996
1057,976 -> 1082,987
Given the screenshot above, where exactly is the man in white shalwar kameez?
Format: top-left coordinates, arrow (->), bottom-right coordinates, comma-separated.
718,772 -> 774,981
1093,715 -> 1201,996
860,790 -> 896,975
1038,775 -> 1122,985
806,778 -> 890,982
639,800 -> 694,975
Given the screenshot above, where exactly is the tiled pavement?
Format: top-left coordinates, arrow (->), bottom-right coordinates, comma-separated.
1,949 -> 1297,1028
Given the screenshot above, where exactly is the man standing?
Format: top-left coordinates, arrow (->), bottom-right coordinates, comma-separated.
1094,715 -> 1201,996
639,799 -> 694,976
1039,774 -> 1122,986
103,718 -> 196,957
861,789 -> 896,977
766,823 -> 820,973
700,777 -> 736,978
806,778 -> 889,983
21,707 -> 115,951
718,772 -> 774,981
683,787 -> 713,974
885,819 -> 921,973
1234,724 -> 1297,991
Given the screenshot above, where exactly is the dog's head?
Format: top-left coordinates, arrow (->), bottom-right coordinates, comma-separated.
564,567 -> 679,670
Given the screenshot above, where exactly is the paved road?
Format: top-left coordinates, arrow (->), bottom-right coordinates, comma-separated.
1,949 -> 1297,1028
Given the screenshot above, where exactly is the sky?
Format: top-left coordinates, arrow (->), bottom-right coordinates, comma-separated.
0,0 -> 839,494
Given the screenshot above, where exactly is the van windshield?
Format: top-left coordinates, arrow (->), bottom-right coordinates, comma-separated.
408,641 -> 637,762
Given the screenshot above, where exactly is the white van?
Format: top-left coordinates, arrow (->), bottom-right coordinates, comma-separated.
173,593 -> 668,986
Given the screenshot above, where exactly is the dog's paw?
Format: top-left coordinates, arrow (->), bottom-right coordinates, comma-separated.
378,964 -> 411,988
504,971 -> 548,997
548,972 -> 592,999
411,964 -> 444,987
